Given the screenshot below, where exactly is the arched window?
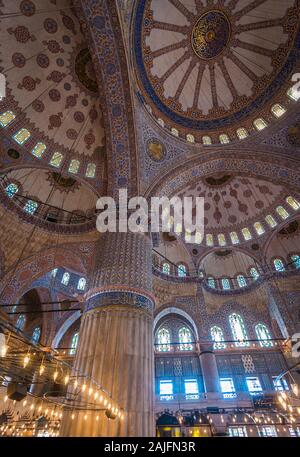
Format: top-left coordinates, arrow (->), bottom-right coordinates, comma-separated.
287,83 -> 300,101
61,272 -> 70,285
265,214 -> 277,228
157,118 -> 164,127
242,227 -> 252,241
77,277 -> 86,290
255,323 -> 273,348
237,275 -> 247,288
254,118 -> 267,131
51,268 -> 58,277
171,127 -> 179,137
219,134 -> 230,144
13,128 -> 31,145
24,200 -> 38,215
291,254 -> 300,269
68,159 -> 80,174
186,133 -> 195,143
286,196 -> 300,211
16,314 -> 25,331
210,326 -> 226,349
207,277 -> 216,288
250,267 -> 260,281
271,103 -> 286,118
179,327 -> 193,351
230,231 -> 239,244
177,264 -> 186,277
50,152 -> 63,168
273,258 -> 285,272
32,142 -> 46,158
276,206 -> 289,220
69,332 -> 79,355
221,278 -> 231,290
229,313 -> 249,347
31,327 -> 41,344
206,233 -> 214,246
202,135 -> 212,145
162,263 -> 170,275
198,270 -> 204,278
236,128 -> 248,140
0,111 -> 16,127
254,222 -> 265,235
86,163 -> 96,178
157,328 -> 171,352
218,233 -> 226,246
5,183 -> 18,198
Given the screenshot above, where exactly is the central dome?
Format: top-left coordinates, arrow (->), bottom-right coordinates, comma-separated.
191,11 -> 231,60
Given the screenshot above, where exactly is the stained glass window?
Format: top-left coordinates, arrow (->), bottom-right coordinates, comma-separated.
179,327 -> 193,351
276,206 -> 289,220
254,118 -> 267,131
236,128 -> 248,140
16,314 -> 25,330
230,231 -> 239,244
0,111 -> 15,127
272,377 -> 289,391
254,222 -> 265,235
242,227 -> 252,241
202,135 -> 212,145
220,378 -> 236,398
265,214 -> 277,228
207,277 -> 216,288
31,142 -> 46,158
61,272 -> 70,285
186,133 -> 194,143
171,127 -> 179,137
31,326 -> 41,344
219,134 -> 230,144
271,103 -> 286,118
86,163 -> 96,178
291,254 -> 300,269
69,332 -> 79,355
229,313 -> 249,347
177,264 -> 186,277
184,379 -> 199,399
274,258 -> 285,272
246,376 -> 262,395
221,278 -> 231,290
51,268 -> 58,277
255,323 -> 273,347
218,233 -> 226,246
210,326 -> 226,349
229,427 -> 248,437
162,262 -> 170,275
286,196 -> 300,210
5,183 -> 18,198
77,277 -> 86,290
157,118 -> 164,127
206,233 -> 214,246
50,152 -> 63,168
157,328 -> 171,352
237,275 -> 247,288
24,200 -> 38,214
68,159 -> 80,174
13,128 -> 31,145
159,380 -> 173,400
250,267 -> 259,280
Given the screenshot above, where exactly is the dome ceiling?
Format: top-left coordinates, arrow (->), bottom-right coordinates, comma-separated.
0,0 -> 105,165
134,0 -> 300,138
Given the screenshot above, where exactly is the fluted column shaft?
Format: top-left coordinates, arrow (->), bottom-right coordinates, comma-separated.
60,232 -> 155,437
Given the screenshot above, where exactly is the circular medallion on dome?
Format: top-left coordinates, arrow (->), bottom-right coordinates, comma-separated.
191,11 -> 230,60
147,138 -> 165,162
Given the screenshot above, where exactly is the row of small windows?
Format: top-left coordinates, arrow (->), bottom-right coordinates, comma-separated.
273,255 -> 300,272
156,89 -> 298,144
159,375 -> 288,401
211,314 -> 273,349
0,112 -> 96,178
207,268 -> 259,290
162,262 -> 187,277
51,268 -> 86,290
204,197 -> 299,247
5,183 -> 38,214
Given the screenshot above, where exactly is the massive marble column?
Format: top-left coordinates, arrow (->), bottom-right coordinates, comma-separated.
60,232 -> 155,437
199,342 -> 221,399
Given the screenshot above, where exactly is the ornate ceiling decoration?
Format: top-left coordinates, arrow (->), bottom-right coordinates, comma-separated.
134,0 -> 300,140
